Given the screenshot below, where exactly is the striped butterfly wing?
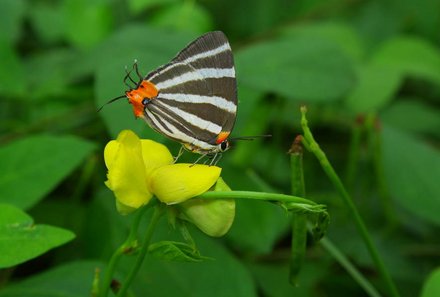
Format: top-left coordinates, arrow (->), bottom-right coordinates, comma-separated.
144,31 -> 237,149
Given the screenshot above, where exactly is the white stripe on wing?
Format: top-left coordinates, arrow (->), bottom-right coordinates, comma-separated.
156,101 -> 222,135
159,93 -> 236,113
181,43 -> 230,64
149,43 -> 230,81
144,109 -> 215,150
155,68 -> 235,90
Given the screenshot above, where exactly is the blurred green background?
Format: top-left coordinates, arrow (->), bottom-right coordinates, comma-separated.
0,0 -> 439,296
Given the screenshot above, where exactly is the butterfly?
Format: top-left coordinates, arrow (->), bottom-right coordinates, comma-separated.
102,31 -> 265,165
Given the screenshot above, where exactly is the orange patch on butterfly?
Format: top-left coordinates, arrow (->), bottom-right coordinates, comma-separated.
125,80 -> 158,117
216,131 -> 230,144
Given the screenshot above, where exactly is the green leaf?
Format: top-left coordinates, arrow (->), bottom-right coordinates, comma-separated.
345,64 -> 402,112
128,0 -> 177,13
249,262 -> 327,297
87,191 -> 257,297
148,241 -> 211,262
226,200 -> 289,254
0,134 -> 95,209
94,25 -> 195,138
0,40 -> 25,97
236,35 -> 356,102
281,22 -> 365,62
150,3 -> 213,34
63,0 -> 113,50
0,261 -> 102,296
354,0 -> 403,47
28,1 -> 66,43
25,49 -> 91,100
382,125 -> 440,226
132,229 -> 257,297
0,0 -> 26,44
421,267 -> 440,297
206,0 -> 297,38
0,203 -> 75,268
372,36 -> 440,85
397,0 -> 440,41
381,99 -> 440,136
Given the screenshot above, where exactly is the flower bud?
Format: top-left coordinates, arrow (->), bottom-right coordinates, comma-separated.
179,178 -> 235,237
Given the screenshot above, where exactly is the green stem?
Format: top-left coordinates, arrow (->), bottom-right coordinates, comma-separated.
116,205 -> 163,297
300,106 -> 400,297
100,203 -> 151,297
198,191 -> 317,205
365,113 -> 397,229
288,138 -> 308,285
289,137 -> 306,197
345,116 -> 363,188
290,216 -> 307,285
72,156 -> 97,203
319,237 -> 382,297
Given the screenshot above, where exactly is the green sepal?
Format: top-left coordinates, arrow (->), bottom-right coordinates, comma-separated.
148,241 -> 212,262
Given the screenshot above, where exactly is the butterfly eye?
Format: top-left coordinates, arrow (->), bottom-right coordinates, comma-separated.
220,141 -> 229,152
141,98 -> 149,105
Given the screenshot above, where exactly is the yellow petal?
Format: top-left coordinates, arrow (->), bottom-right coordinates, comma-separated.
115,199 -> 138,215
140,139 -> 174,181
104,130 -> 152,209
150,164 -> 221,204
180,198 -> 235,237
104,140 -> 118,169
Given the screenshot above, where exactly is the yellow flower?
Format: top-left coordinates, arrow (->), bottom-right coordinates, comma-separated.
104,130 -> 222,212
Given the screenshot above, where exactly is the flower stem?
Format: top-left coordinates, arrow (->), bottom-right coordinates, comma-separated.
319,236 -> 382,297
300,106 -> 400,297
100,203 -> 151,297
116,205 -> 163,297
198,191 -> 317,205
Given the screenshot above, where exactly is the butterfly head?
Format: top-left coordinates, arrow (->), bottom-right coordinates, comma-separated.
215,131 -> 231,153
125,80 -> 159,118
218,139 -> 230,152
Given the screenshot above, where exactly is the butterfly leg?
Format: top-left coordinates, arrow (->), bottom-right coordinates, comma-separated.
174,146 -> 185,163
202,154 -> 213,165
210,153 -> 222,166
191,153 -> 209,167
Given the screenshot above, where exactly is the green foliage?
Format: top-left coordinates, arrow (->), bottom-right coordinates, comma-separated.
64,0 -> 114,50
372,37 -> 440,84
0,0 -> 439,296
0,135 -> 95,209
0,261 -> 102,296
236,35 -> 356,102
0,204 -> 75,268
421,267 -> 440,297
382,125 -> 440,226
148,241 -> 212,262
149,2 -> 213,33
136,226 -> 258,297
0,0 -> 26,44
227,200 -> 289,254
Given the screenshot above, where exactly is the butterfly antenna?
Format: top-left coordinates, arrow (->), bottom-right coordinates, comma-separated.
124,65 -> 137,88
97,95 -> 127,112
133,59 -> 143,81
229,135 -> 272,141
